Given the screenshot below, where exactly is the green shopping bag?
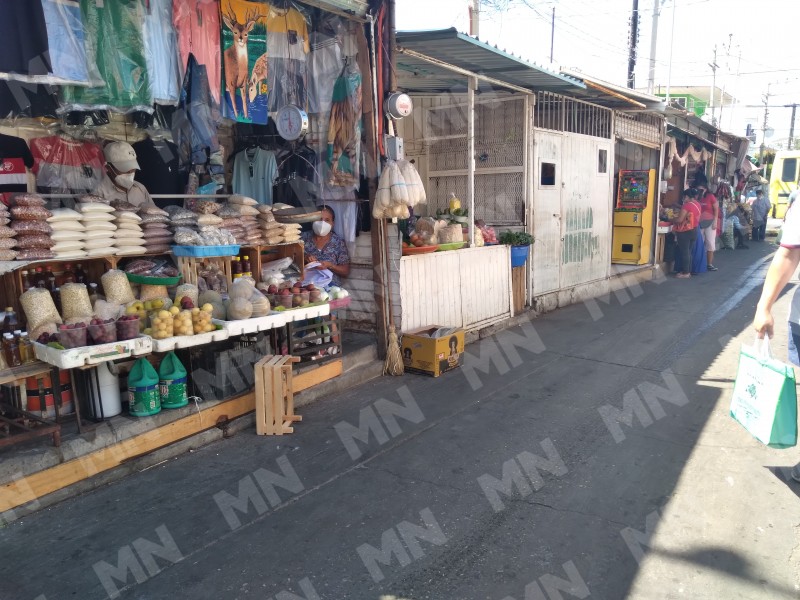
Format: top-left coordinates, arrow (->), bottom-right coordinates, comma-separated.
730,337 -> 797,448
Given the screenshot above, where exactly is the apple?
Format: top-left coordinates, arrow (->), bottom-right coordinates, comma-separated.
305,284 -> 315,291
280,288 -> 291,296
267,285 -> 278,294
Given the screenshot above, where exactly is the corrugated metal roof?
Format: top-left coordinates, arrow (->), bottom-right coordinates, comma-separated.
396,29 -> 585,94
297,0 -> 369,19
560,69 -> 666,110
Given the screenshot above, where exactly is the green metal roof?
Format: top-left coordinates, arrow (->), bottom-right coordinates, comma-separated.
396,28 -> 585,94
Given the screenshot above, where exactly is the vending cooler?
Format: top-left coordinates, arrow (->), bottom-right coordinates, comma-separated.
612,169 -> 656,265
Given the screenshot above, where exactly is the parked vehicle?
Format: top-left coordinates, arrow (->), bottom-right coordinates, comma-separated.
769,150 -> 800,218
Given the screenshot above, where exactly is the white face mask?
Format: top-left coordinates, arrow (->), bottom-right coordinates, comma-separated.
313,220 -> 332,236
114,172 -> 136,190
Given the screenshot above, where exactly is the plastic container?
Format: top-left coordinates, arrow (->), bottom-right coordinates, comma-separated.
88,320 -> 117,345
292,290 -> 310,308
128,358 -> 160,417
126,272 -> 182,286
171,244 -> 240,257
277,292 -> 294,309
159,352 -> 188,409
116,316 -> 140,341
149,311 -> 174,339
87,362 -> 122,419
58,324 -> 88,349
510,245 -> 529,267
173,310 -> 194,336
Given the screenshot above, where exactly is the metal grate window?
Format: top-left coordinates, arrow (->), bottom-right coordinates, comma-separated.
615,112 -> 662,146
533,91 -> 612,139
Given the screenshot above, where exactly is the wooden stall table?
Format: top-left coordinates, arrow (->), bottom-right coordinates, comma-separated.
0,361 -> 65,448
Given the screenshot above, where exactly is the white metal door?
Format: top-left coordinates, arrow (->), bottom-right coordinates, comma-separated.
560,136 -> 613,288
532,131 -> 563,295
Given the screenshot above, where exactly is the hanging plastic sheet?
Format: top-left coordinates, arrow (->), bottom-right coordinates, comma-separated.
61,0 -> 153,114
326,61 -> 362,191
173,0 -> 221,105
308,15 -> 344,116
0,4 -> 51,78
220,0 -> 269,124
171,54 -> 221,169
40,0 -> 98,86
266,3 -> 311,113
143,0 -> 182,105
0,81 -> 60,120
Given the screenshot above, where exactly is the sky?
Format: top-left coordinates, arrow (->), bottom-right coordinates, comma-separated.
396,0 -> 800,148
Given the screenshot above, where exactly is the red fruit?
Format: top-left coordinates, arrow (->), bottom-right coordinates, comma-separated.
280,288 -> 291,296
267,285 -> 278,294
305,284 -> 315,291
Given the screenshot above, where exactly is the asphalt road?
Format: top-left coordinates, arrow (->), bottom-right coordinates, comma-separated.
3,241 -> 799,600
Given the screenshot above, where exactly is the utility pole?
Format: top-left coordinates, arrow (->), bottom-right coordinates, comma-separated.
788,103 -> 798,150
647,0 -> 667,94
469,0 -> 480,37
627,0 -> 639,88
550,7 -> 555,64
666,0 -> 676,103
708,45 -> 718,126
760,84 -> 771,164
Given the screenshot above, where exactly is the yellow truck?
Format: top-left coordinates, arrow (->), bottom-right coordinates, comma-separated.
769,150 -> 800,219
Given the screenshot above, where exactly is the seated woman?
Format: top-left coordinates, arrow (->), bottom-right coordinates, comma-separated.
301,206 -> 351,286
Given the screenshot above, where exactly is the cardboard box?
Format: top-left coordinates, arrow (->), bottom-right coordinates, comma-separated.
401,326 -> 465,377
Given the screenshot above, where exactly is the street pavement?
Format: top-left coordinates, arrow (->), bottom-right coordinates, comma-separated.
2,241 -> 800,600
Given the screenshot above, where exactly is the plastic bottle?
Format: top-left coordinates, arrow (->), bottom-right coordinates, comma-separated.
4,333 -> 21,367
232,256 -> 242,278
62,264 -> 75,284
449,192 -> 461,212
3,307 -> 18,334
159,352 -> 188,409
88,283 -> 99,305
128,358 -> 161,416
74,263 -> 86,285
13,330 -> 27,364
242,255 -> 252,278
34,267 -> 46,288
20,270 -> 32,291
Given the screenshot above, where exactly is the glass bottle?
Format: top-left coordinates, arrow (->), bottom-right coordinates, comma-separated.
232,256 -> 242,278
242,255 -> 251,278
20,332 -> 34,364
53,287 -> 61,313
74,263 -> 86,285
62,263 -> 75,284
3,307 -> 18,334
20,270 -> 32,291
35,267 -> 46,288
88,283 -> 99,305
13,330 -> 27,364
45,266 -> 56,292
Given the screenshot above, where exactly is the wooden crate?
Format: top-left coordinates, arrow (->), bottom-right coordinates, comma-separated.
176,256 -> 234,287
254,355 -> 301,435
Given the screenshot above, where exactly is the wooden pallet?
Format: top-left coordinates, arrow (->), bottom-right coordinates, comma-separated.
254,355 -> 301,435
175,256 -> 234,287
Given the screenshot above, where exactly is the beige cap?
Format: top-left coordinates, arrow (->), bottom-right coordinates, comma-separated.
104,141 -> 140,172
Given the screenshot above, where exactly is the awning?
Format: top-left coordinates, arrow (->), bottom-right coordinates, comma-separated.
560,69 -> 665,110
396,29 -> 585,95
667,123 -> 733,155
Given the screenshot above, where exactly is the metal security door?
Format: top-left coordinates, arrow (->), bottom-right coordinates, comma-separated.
532,131 -> 563,295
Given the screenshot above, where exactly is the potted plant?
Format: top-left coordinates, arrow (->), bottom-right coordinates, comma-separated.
499,231 -> 535,267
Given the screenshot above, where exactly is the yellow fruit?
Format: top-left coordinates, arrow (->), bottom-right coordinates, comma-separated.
191,307 -> 200,315
158,310 -> 169,319
126,306 -> 138,316
143,328 -> 153,335
169,306 -> 180,316
152,299 -> 164,309
201,303 -> 213,313
144,301 -> 153,311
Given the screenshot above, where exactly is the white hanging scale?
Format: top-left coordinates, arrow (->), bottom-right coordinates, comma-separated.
275,104 -> 309,141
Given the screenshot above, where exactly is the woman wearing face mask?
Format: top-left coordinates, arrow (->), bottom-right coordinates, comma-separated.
96,141 -> 155,207
301,206 -> 351,286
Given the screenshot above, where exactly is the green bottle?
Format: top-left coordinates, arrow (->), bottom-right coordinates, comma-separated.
128,358 -> 161,417
159,352 -> 188,409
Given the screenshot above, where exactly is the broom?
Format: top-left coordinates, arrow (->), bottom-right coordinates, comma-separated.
382,220 -> 404,376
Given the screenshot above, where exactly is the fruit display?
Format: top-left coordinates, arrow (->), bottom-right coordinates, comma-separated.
88,318 -> 117,344
57,323 -> 88,349
116,315 -> 140,341
191,305 -> 215,333
173,310 -> 194,336
148,310 -> 174,339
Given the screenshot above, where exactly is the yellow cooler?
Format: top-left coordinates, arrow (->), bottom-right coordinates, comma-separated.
612,169 -> 656,265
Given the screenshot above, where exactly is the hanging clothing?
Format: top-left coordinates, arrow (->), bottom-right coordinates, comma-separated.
133,137 -> 184,195
0,135 -> 34,207
325,200 -> 357,243
232,148 -> 278,205
173,0 -> 221,104
274,146 -> 318,208
30,135 -> 104,194
266,5 -> 310,112
61,0 -> 152,113
41,0 -> 94,85
143,0 -> 181,105
171,53 -> 221,169
0,3 -> 51,77
220,0 -> 269,124
326,61 -> 362,191
0,81 -> 60,120
308,34 -> 342,116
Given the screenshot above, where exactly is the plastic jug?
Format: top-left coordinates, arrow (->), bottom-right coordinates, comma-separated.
88,362 -> 121,418
128,358 -> 160,417
159,352 -> 188,409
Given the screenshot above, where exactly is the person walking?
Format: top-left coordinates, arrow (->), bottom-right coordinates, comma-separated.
751,189 -> 771,241
753,200 -> 800,481
671,188 -> 702,279
695,176 -> 720,271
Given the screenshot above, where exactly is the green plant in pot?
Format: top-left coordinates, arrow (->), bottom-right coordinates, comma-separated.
499,231 -> 535,246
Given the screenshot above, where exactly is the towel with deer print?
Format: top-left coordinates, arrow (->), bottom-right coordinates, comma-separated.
220,0 -> 268,124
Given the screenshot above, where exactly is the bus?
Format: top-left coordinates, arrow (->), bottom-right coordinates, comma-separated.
769,150 -> 800,219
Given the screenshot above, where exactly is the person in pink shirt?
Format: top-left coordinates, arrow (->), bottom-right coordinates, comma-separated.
671,188 -> 702,279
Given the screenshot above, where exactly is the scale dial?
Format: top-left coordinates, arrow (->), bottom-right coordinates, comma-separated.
275,104 -> 309,141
